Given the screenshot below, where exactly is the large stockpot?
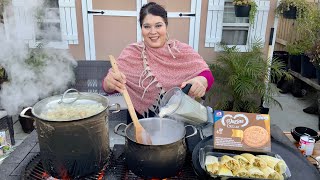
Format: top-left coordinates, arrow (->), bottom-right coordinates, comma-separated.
114,118 -> 197,179
20,89 -> 120,178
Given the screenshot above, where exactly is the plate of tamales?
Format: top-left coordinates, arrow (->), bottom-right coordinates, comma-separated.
199,145 -> 291,180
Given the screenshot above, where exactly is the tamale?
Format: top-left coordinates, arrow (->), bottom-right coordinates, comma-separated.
260,166 -> 283,180
241,153 -> 267,169
234,155 -> 250,169
248,167 -> 266,178
233,167 -> 249,177
205,155 -> 219,175
220,155 -> 240,171
217,166 -> 233,176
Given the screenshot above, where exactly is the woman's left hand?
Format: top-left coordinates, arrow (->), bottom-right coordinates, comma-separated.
181,76 -> 208,98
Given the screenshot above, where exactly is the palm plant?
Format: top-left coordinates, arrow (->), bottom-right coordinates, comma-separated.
208,41 -> 291,113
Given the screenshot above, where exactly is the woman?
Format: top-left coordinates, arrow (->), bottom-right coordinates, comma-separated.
103,2 -> 214,121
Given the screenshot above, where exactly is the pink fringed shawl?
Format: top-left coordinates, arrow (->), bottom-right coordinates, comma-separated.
117,40 -> 209,115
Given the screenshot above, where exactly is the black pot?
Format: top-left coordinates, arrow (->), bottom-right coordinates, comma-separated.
291,127 -> 320,142
114,118 -> 197,179
20,89 -> 121,179
283,6 -> 297,19
289,54 -> 301,73
234,5 -> 251,17
301,55 -> 316,78
18,108 -> 35,133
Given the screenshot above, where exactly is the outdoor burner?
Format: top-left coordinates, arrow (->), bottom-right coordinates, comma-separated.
21,145 -> 200,180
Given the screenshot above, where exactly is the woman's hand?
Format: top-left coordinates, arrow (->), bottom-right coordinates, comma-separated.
181,76 -> 208,98
103,69 -> 126,93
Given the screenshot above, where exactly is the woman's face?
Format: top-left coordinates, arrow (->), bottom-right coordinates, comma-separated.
141,14 -> 167,48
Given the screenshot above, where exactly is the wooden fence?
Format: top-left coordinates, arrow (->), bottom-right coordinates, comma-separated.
274,0 -> 320,51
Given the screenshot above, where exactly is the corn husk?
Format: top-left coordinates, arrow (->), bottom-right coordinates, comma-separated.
248,167 -> 265,178
257,155 -> 287,174
233,167 -> 249,177
220,155 -> 240,171
260,166 -> 283,180
217,166 -> 233,176
205,155 -> 219,175
241,153 -> 267,169
234,155 -> 250,169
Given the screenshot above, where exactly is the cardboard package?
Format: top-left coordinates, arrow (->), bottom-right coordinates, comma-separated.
213,110 -> 271,152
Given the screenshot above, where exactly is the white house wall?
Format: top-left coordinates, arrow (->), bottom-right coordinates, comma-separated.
68,0 -> 276,63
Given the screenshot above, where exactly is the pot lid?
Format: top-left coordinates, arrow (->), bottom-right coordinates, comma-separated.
32,89 -> 109,122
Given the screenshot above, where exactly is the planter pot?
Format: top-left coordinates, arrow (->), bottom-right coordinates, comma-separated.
283,6 -> 297,19
288,54 -> 301,73
234,5 -> 251,17
301,55 -> 316,78
316,67 -> 320,85
273,51 -> 289,84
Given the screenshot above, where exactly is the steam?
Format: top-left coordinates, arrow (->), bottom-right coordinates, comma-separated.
0,1 -> 77,115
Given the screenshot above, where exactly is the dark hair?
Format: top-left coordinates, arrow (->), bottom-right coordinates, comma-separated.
139,2 -> 168,28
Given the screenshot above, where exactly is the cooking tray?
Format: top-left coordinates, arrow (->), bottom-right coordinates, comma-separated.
199,145 -> 291,179
192,135 -> 320,180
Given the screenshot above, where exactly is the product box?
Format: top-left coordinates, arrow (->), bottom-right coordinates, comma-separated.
0,131 -> 7,148
213,110 -> 271,152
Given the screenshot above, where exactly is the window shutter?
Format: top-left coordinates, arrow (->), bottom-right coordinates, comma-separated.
249,0 -> 270,45
58,0 -> 78,44
205,0 -> 225,47
11,0 -> 34,43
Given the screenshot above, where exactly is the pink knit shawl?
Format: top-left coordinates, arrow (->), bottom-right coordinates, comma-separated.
117,40 -> 209,115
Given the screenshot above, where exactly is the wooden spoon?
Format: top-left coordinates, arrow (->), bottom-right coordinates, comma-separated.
109,55 -> 152,145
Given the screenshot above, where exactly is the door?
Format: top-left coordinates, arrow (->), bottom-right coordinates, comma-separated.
82,0 -> 201,60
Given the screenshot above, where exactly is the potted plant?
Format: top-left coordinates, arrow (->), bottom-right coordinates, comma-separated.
307,39 -> 320,84
233,0 -> 257,24
276,0 -> 310,19
208,41 -> 291,113
286,40 -> 306,73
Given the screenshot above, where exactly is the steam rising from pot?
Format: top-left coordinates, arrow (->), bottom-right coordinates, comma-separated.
0,1 -> 77,115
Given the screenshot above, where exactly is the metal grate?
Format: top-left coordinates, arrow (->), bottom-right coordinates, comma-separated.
23,151 -> 200,180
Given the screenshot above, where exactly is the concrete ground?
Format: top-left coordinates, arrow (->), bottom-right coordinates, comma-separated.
1,89 -> 319,164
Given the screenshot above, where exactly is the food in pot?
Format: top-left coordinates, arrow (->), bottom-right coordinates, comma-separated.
40,103 -> 105,120
241,153 -> 267,169
260,166 -> 283,180
233,167 -> 249,177
220,155 -> 240,171
257,155 -> 287,174
205,155 -> 219,175
248,167 -> 265,178
217,166 -> 233,176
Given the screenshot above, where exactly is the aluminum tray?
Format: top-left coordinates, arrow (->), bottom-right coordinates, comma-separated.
199,145 -> 291,180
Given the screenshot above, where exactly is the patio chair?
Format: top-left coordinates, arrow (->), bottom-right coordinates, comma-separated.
0,110 -> 15,145
69,60 -> 127,122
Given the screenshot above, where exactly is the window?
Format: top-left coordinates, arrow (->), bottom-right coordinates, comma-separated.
9,0 -> 78,49
221,1 -> 249,46
205,0 -> 270,52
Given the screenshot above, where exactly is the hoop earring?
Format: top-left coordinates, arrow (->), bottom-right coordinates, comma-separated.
166,32 -> 169,41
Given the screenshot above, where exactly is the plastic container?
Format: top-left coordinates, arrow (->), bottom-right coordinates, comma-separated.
199,145 -> 291,179
159,85 -> 211,125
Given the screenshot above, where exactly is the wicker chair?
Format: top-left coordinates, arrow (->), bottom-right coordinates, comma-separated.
70,60 -> 127,122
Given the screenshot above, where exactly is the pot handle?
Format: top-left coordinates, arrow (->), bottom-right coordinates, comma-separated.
109,103 -> 121,114
185,125 -> 198,138
114,123 -> 127,137
59,88 -> 80,104
20,107 -> 33,118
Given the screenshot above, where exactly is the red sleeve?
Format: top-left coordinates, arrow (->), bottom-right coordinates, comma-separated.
198,70 -> 214,91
